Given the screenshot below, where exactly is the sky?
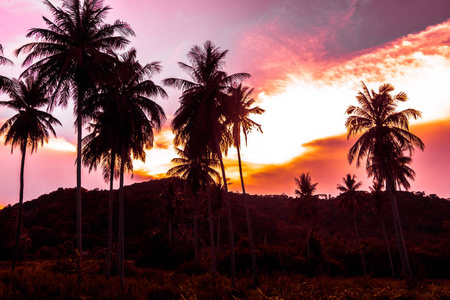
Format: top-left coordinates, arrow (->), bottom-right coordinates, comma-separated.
1,0 -> 450,206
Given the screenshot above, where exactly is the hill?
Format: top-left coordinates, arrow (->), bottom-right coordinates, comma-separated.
0,178 -> 449,278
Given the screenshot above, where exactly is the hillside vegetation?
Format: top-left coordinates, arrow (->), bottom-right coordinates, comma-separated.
0,178 -> 448,279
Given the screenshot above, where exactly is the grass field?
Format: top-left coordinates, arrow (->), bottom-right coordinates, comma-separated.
1,260 -> 449,299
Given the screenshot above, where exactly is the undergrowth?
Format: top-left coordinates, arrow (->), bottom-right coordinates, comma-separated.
0,261 -> 449,299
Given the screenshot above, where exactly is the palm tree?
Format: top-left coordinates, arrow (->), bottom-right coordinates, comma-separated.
167,147 -> 220,273
0,44 -> 13,94
337,174 -> 367,276
346,82 -> 424,277
293,173 -> 318,259
369,180 -> 395,278
15,0 -> 134,284
163,41 -> 249,287
82,109 -> 122,279
108,48 -> 166,288
227,83 -> 264,285
0,75 -> 61,270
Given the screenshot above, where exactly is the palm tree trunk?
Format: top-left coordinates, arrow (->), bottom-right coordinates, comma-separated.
353,212 -> 367,276
237,146 -> 258,286
76,103 -> 83,288
106,152 -> 116,279
194,193 -> 198,264
380,211 -> 395,278
216,140 -> 236,288
207,183 -> 216,273
305,220 -> 310,259
169,217 -> 172,247
12,141 -> 26,271
387,179 -> 412,278
216,209 -> 221,256
118,147 -> 125,289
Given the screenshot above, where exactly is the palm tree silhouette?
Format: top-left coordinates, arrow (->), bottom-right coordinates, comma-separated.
227,83 -> 264,285
15,0 -> 134,285
0,75 -> 61,271
293,173 -> 318,259
82,104 -> 122,279
109,48 -> 166,288
337,174 -> 367,276
0,44 -> 13,94
346,82 -> 424,277
167,147 -> 220,273
163,41 -> 249,287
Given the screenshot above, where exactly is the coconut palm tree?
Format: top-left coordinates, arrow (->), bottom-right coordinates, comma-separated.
369,180 -> 395,278
163,41 -> 249,287
227,83 -> 264,285
337,174 -> 367,276
15,0 -> 134,284
0,75 -> 61,271
82,107 -> 122,279
0,44 -> 13,93
346,82 -> 424,277
108,48 -> 166,288
293,173 -> 318,259
167,147 -> 220,273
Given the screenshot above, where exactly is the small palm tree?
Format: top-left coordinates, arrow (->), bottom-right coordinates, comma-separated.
337,174 -> 367,276
227,83 -> 264,285
15,0 -> 134,285
346,82 -> 424,277
0,75 -> 61,270
112,49 -> 166,288
167,147 -> 220,272
82,112 -> 122,279
0,44 -> 13,93
293,173 -> 318,259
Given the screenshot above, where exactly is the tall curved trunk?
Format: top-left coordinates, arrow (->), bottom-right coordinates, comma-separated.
118,146 -> 126,289
193,193 -> 198,264
76,103 -> 83,288
216,209 -> 221,256
168,217 -> 172,247
305,220 -> 310,259
237,146 -> 258,286
216,138 -> 236,288
11,141 -> 27,271
207,183 -> 216,273
106,152 -> 116,278
387,179 -> 412,278
353,211 -> 367,276
380,211 -> 395,278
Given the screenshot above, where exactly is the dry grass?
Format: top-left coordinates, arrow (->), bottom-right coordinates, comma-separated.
0,261 -> 449,299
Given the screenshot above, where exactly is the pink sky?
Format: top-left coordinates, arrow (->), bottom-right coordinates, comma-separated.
1,0 -> 450,206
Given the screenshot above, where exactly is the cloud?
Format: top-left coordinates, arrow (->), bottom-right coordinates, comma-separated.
238,119 -> 450,198
237,1 -> 450,94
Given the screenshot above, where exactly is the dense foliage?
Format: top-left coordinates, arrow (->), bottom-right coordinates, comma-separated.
0,179 -> 448,279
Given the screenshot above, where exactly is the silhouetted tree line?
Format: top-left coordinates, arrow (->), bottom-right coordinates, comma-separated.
0,0 -> 445,291
0,180 -> 448,278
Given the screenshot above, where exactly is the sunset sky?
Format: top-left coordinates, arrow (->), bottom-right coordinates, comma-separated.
1,0 -> 450,206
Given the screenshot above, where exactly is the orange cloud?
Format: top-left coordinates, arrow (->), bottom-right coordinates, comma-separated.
233,118 -> 450,198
